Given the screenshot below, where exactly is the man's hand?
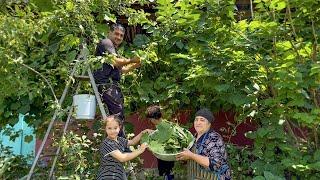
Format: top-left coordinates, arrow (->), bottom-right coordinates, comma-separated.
134,60 -> 141,68
121,56 -> 142,73
130,56 -> 141,63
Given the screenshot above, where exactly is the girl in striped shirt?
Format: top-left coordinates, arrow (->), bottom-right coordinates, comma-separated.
97,115 -> 152,180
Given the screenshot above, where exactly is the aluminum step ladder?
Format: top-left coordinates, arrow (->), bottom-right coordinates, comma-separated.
25,44 -> 137,180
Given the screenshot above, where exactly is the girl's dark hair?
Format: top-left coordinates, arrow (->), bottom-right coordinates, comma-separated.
146,105 -> 162,119
104,115 -> 122,126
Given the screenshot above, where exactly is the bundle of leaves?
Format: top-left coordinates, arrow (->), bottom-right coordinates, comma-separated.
141,120 -> 194,155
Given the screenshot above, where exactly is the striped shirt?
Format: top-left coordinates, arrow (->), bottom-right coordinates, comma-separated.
97,137 -> 128,180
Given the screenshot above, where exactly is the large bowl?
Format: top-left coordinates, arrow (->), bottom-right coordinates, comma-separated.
148,129 -> 195,161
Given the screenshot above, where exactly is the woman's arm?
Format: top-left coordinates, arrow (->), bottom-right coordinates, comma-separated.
110,144 -> 147,162
128,129 -> 153,146
189,151 -> 210,168
176,148 -> 210,168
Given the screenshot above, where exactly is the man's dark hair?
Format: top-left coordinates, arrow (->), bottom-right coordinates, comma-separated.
146,105 -> 162,119
110,23 -> 125,33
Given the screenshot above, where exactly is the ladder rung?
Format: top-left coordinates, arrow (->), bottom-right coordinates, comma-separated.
74,75 -> 90,81
40,153 -> 57,158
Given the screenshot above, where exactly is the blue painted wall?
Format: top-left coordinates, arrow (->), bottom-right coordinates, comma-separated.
0,114 -> 35,163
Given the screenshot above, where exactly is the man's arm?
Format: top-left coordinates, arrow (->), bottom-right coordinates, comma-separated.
99,39 -> 140,68
121,61 -> 141,74
113,56 -> 139,68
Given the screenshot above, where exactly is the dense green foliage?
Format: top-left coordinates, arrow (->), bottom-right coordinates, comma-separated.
141,120 -> 194,154
0,0 -> 320,179
52,131 -> 101,179
0,144 -> 31,179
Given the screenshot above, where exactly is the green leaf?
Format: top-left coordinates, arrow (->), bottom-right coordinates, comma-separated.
141,133 -> 149,144
66,50 -> 77,62
175,41 -> 184,49
276,41 -> 292,51
263,171 -> 285,180
264,171 -> 275,179
257,128 -> 268,138
66,1 -> 74,11
249,20 -> 262,30
10,102 -> 20,110
309,161 -> 320,170
24,135 -> 33,143
271,1 -> 286,11
133,34 -> 150,47
228,93 -> 247,106
31,0 -> 54,12
253,176 -> 265,180
245,131 -> 256,139
104,13 -> 116,23
293,113 -> 316,124
214,84 -> 230,92
313,150 -> 320,161
149,140 -> 165,153
155,121 -> 173,143
310,63 -> 320,76
17,105 -> 30,114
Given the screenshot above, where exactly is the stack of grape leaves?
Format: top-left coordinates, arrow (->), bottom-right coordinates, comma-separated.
141,120 -> 194,159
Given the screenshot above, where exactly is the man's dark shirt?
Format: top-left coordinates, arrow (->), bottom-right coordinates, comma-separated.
93,38 -> 121,84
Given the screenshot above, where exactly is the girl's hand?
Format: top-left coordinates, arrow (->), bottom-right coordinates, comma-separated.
141,129 -> 154,134
176,148 -> 193,161
139,143 -> 148,152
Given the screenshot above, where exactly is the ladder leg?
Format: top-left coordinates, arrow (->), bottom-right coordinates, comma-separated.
26,82 -> 73,180
27,51 -> 83,180
48,105 -> 74,179
48,61 -> 88,179
87,67 -> 108,120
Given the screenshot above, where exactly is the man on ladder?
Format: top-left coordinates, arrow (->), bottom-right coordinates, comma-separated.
93,23 -> 141,137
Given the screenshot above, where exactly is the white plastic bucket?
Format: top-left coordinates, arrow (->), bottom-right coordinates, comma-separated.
73,94 -> 96,120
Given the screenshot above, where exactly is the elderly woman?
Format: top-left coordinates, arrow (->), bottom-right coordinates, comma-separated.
176,108 -> 231,180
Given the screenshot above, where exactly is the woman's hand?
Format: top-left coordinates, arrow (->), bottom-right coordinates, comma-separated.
176,148 -> 193,161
